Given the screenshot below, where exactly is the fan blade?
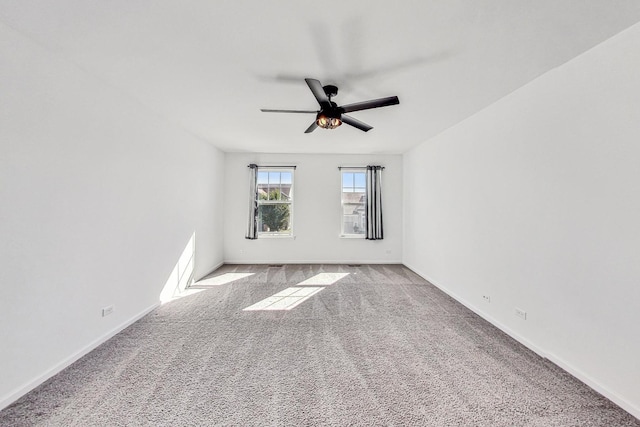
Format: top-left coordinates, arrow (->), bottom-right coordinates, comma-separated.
261,109 -> 317,114
340,96 -> 399,113
304,121 -> 319,133
305,78 -> 330,108
341,114 -> 373,132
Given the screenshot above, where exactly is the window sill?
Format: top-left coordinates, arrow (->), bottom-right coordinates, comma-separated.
257,234 -> 296,239
340,234 -> 365,239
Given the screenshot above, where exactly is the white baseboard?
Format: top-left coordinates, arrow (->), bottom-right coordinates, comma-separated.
0,302 -> 159,411
403,262 -> 640,421
195,260 -> 224,281
544,352 -> 640,420
222,260 -> 403,265
403,263 -> 549,358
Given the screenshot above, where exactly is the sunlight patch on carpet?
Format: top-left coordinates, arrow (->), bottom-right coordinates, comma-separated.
193,273 -> 255,288
243,273 -> 349,311
297,272 -> 349,286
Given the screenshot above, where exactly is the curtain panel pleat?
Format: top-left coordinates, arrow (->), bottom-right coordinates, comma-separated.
365,165 -> 384,240
245,164 -> 258,239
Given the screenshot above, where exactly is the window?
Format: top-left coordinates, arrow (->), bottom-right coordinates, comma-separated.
341,169 -> 366,237
256,169 -> 294,237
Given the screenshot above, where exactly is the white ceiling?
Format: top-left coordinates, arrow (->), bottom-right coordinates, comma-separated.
2,1 -> 640,154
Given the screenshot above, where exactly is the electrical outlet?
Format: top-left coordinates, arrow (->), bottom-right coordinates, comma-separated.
515,307 -> 527,320
102,305 -> 114,317
482,295 -> 491,303
385,250 -> 392,254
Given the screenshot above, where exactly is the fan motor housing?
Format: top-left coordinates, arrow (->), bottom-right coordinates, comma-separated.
323,84 -> 338,98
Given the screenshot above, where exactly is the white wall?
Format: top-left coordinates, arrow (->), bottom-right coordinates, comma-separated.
403,23 -> 640,417
0,23 -> 225,408
224,153 -> 402,264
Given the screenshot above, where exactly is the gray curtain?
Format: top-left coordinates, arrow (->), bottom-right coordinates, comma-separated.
245,164 -> 258,239
365,165 -> 384,240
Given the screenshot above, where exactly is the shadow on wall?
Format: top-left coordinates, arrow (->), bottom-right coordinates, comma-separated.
159,233 -> 257,304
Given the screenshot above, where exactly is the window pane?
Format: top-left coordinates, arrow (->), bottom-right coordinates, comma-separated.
257,204 -> 291,233
280,185 -> 291,200
268,172 -> 280,184
341,171 -> 366,235
343,216 -> 365,234
278,172 -> 291,200
342,173 -> 353,191
257,171 -> 269,184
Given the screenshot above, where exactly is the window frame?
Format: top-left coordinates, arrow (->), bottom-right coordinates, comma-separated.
256,167 -> 295,238
340,168 -> 366,239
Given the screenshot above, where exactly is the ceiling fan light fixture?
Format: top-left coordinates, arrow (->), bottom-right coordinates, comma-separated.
317,115 -> 342,129
261,78 -> 399,133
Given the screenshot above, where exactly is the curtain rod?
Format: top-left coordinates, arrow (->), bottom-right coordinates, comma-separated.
338,166 -> 385,170
248,164 -> 296,169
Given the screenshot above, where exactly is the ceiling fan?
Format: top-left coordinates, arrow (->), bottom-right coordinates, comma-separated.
261,78 -> 399,133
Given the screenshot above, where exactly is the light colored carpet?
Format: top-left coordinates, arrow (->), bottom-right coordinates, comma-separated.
2,264 -> 638,426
